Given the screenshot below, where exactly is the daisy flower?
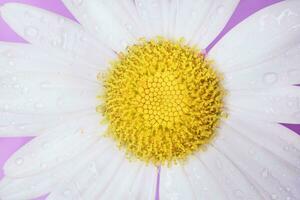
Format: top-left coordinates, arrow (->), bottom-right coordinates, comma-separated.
0,0 -> 300,199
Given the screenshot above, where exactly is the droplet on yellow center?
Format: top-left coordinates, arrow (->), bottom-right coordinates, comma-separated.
99,37 -> 226,165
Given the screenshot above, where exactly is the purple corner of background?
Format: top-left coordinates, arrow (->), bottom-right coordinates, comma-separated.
0,0 -> 299,200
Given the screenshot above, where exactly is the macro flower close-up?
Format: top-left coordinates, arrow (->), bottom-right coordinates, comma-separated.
0,0 -> 300,199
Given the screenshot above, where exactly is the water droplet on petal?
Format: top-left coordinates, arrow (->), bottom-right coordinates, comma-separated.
191,11 -> 197,17
35,103 -> 44,109
40,163 -> 47,169
271,194 -> 277,199
261,168 -> 269,178
24,26 -> 39,38
234,190 -> 243,197
8,61 -> 15,66
63,189 -> 71,196
216,159 -> 222,169
40,81 -> 52,89
15,158 -> 24,165
72,0 -> 83,6
217,5 -> 225,14
263,72 -> 278,85
126,24 -> 133,31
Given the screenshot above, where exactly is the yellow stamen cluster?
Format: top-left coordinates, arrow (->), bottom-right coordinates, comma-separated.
98,37 -> 225,165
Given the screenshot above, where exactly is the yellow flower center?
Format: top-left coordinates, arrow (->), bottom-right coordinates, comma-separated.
98,37 -> 226,165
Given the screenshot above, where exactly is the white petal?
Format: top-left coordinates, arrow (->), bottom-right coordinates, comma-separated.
160,165 -> 196,200
213,123 -> 300,199
62,0 -> 138,52
0,71 -> 98,114
195,147 -> 263,200
0,3 -> 116,67
47,140 -> 157,200
223,43 -> 300,91
225,115 -> 300,168
99,161 -> 157,200
209,0 -> 300,73
134,0 -> 168,38
182,157 -> 228,200
0,139 -> 110,200
171,0 -> 238,49
0,175 -> 52,200
227,86 -> 300,123
0,42 -> 100,116
4,113 -> 104,178
0,42 -> 99,81
0,112 -> 83,137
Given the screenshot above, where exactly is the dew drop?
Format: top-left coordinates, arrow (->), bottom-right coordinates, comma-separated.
248,147 -> 255,155
13,84 -> 20,89
261,168 -> 269,178
191,11 -> 197,17
151,1 -> 158,7
58,17 -> 65,24
11,76 -> 17,82
40,163 -> 47,169
263,72 -> 278,85
8,61 -> 15,66
15,157 -> 24,165
24,26 -> 39,38
126,24 -> 133,31
18,125 -> 26,130
121,40 -> 128,48
284,145 -> 290,151
22,87 -> 29,94
216,159 -> 222,169
3,104 -> 9,111
72,0 -> 83,6
40,81 -> 52,89
30,184 -> 37,190
217,5 -> 225,14
234,190 -> 243,198
271,194 -> 277,199
35,103 -> 44,109
42,142 -> 50,149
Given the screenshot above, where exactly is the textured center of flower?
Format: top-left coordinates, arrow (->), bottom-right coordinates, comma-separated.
98,37 -> 225,165
136,72 -> 187,128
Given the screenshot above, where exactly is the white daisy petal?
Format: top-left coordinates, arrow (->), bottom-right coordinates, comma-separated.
160,160 -> 228,200
99,161 -> 156,200
4,114 -> 104,178
0,42 -> 99,81
0,112 -> 81,137
225,115 -> 300,168
134,0 -> 167,38
45,139 -> 114,200
0,175 -> 52,200
227,86 -> 300,123
209,0 -> 300,73
213,124 -> 300,199
47,141 -> 157,200
61,0 -> 138,52
196,147 -> 263,200
0,3 -> 116,67
0,166 -> 65,200
171,0 -> 238,49
0,71 -> 98,114
0,139 -> 110,200
160,165 -> 196,200
224,43 -> 300,91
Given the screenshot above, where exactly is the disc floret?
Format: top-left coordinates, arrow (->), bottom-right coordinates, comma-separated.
98,37 -> 225,165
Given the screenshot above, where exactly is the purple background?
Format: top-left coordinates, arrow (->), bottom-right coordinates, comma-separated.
0,0 -> 299,199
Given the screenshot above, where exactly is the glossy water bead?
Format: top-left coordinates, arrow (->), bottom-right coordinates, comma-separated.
99,37 -> 226,165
